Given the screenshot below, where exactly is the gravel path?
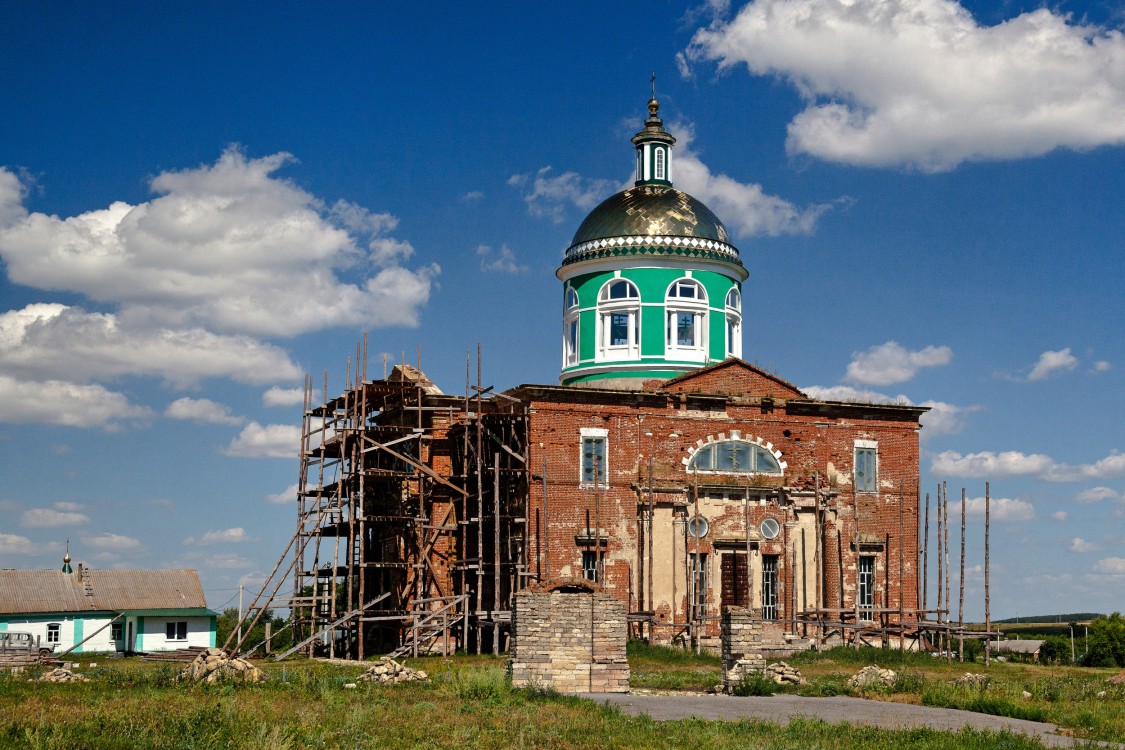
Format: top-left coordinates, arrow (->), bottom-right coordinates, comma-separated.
577,693 -> 1119,748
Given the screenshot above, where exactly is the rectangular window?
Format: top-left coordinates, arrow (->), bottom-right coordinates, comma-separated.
858,556 -> 875,620
854,443 -> 877,492
166,621 -> 188,641
761,555 -> 779,620
580,431 -> 608,487
581,550 -> 601,583
111,623 -> 123,642
690,553 -> 708,621
609,312 -> 630,346
46,623 -> 61,644
565,319 -> 579,365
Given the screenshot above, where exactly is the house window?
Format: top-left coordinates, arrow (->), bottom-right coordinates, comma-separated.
46,623 -> 61,644
166,621 -> 188,641
111,623 -> 123,642
855,442 -> 877,492
761,555 -> 779,620
665,278 -> 707,362
690,553 -> 708,621
596,279 -> 640,361
688,439 -> 783,476
581,550 -> 602,583
858,556 -> 875,621
580,428 -> 608,487
725,287 -> 742,358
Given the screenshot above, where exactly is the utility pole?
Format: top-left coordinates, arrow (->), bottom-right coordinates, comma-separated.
237,584 -> 244,648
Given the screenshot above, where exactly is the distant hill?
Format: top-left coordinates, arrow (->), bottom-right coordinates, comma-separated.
995,613 -> 1103,624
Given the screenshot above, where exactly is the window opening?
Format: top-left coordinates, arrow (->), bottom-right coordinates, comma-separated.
111,623 -> 123,642
166,621 -> 188,641
565,288 -> 579,310
654,147 -> 665,180
690,553 -> 708,621
46,623 -> 61,644
581,550 -> 602,583
761,555 -> 779,620
721,552 -> 749,607
581,434 -> 607,487
858,556 -> 875,621
688,439 -> 783,475
596,279 -> 640,360
855,445 -> 877,492
665,278 -> 707,362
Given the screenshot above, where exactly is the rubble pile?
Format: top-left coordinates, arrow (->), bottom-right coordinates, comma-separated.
1107,671 -> 1125,685
765,661 -> 803,685
182,648 -> 266,683
355,657 -> 429,684
847,665 -> 897,689
956,672 -> 990,688
36,667 -> 88,683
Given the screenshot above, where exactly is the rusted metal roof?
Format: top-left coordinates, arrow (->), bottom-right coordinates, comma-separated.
0,568 -> 207,614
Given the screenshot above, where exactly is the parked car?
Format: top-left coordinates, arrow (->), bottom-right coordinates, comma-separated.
0,631 -> 54,659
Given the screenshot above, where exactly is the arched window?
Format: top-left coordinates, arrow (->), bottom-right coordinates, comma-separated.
686,437 -> 785,476
563,286 -> 581,367
596,278 -> 640,361
665,278 -> 707,362
654,147 -> 666,181
725,286 -> 742,359
565,288 -> 579,311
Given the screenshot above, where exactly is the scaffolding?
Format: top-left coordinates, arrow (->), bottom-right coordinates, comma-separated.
229,344 -> 530,659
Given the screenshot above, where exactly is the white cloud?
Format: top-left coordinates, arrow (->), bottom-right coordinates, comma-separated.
932,450 -> 1056,478
1075,486 -> 1119,504
845,341 -> 952,386
1070,537 -> 1099,553
918,400 -> 980,437
0,374 -> 150,428
509,167 -> 616,223
184,527 -> 253,546
165,397 -> 243,426
262,387 -> 304,407
0,150 -> 438,337
265,483 -> 298,505
0,304 -> 301,387
802,384 -> 904,404
82,532 -> 141,551
1028,348 -> 1078,381
1092,360 -> 1112,373
21,507 -> 90,528
225,421 -> 301,458
1051,510 -> 1069,521
949,496 -> 1036,522
686,0 -> 1125,171
1043,452 -> 1125,482
54,501 -> 83,512
461,191 -> 484,202
476,244 -> 528,274
1093,557 -> 1125,575
0,533 -> 37,555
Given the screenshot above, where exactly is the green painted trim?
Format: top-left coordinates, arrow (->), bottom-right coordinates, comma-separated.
563,369 -> 689,385
134,616 -> 144,653
209,617 -> 217,648
121,608 -> 218,617
0,621 -> 7,630
73,619 -> 84,654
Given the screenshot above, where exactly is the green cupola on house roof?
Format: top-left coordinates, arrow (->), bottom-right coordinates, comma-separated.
557,87 -> 748,389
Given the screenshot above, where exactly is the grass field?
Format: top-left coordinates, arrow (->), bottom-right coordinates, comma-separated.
1,647 -> 1121,749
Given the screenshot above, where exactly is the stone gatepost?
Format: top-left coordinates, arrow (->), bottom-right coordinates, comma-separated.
721,606 -> 765,693
510,580 -> 629,693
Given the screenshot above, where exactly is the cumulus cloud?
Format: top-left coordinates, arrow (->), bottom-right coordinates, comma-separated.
508,167 -> 616,223
476,244 -> 528,274
0,150 -> 438,337
265,483 -> 298,505
1092,360 -> 1112,373
262,387 -> 304,407
0,374 -> 150,428
1075,486 -> 1119,504
1070,537 -> 1099,553
21,507 -> 90,528
1051,510 -> 1069,521
0,533 -> 36,555
933,449 -> 1125,482
1027,348 -> 1079,381
949,496 -> 1036,522
183,527 -> 253,545
1094,557 -> 1125,575
165,397 -> 243,426
54,501 -> 83,512
82,532 -> 141,551
801,385 -> 974,437
461,191 -> 484,202
225,421 -> 301,458
686,0 -> 1125,171
845,341 -> 952,386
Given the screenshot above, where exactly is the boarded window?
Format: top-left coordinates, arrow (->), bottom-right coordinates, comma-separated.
721,552 -> 749,608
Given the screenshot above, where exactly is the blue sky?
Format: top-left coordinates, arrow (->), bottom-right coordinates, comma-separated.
1,1 -> 1123,620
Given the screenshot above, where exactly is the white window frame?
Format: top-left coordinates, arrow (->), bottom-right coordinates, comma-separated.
596,279 -> 640,362
854,440 -> 878,493
111,622 -> 123,642
581,549 -> 603,583
46,623 -> 61,644
654,147 -> 666,181
579,427 -> 609,488
562,286 -> 580,367
166,621 -> 188,642
761,555 -> 779,620
858,555 -> 876,621
665,278 -> 708,362
725,287 -> 742,358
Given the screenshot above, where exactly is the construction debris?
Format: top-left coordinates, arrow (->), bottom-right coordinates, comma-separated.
36,667 -> 88,683
956,672 -> 989,688
848,665 -> 897,689
182,648 -> 266,683
765,661 -> 803,685
354,656 -> 428,684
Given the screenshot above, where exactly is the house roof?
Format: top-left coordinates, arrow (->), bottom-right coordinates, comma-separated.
0,568 -> 208,615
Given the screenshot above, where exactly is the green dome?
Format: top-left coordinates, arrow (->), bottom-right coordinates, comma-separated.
570,185 -> 731,247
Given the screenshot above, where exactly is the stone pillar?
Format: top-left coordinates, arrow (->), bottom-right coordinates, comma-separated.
721,605 -> 765,693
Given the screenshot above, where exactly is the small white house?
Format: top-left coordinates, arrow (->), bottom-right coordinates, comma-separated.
0,565 -> 217,655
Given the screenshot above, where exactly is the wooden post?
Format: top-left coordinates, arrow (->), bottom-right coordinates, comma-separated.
985,481 -> 991,667
958,486 -> 966,662
944,482 -> 951,664
493,453 -> 501,657
923,492 -> 930,613
648,453 -> 655,638
936,484 -> 943,653
542,457 -> 549,581
898,479 -> 904,653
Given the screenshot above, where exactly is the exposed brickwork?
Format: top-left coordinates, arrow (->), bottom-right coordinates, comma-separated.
510,589 -> 629,693
721,606 -> 765,692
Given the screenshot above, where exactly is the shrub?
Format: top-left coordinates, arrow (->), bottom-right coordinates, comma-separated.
731,672 -> 779,696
